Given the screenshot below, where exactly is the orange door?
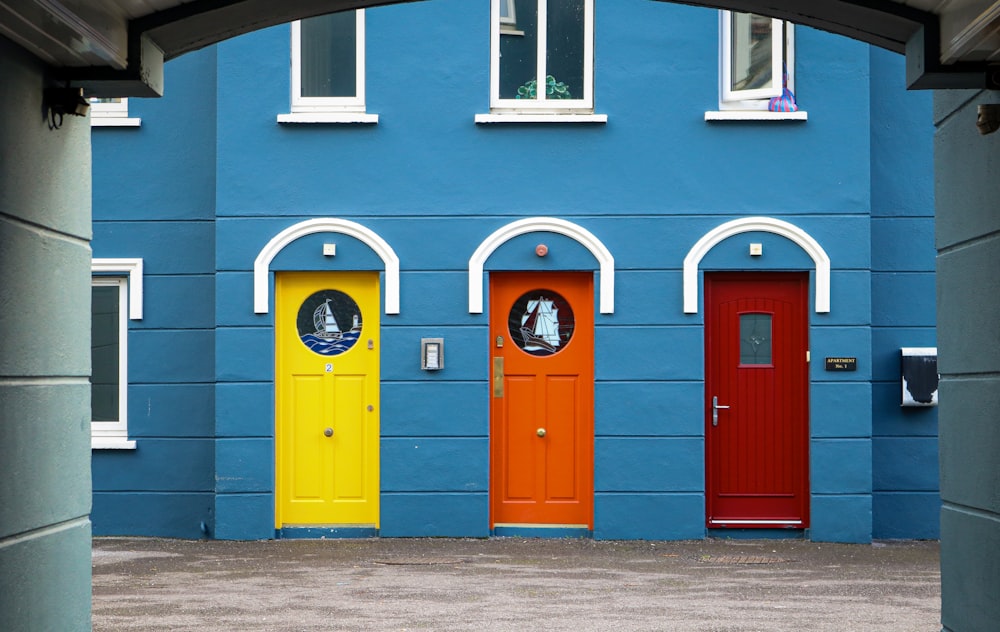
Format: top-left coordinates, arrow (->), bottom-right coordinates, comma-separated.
705,272 -> 809,528
490,272 -> 594,528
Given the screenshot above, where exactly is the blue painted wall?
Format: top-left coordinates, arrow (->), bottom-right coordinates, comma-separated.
91,1 -> 936,542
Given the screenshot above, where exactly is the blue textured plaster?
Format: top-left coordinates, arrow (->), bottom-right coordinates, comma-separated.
216,438 -> 274,493
596,438 -> 704,492
810,383 -> 872,438
812,440 -> 873,494
126,384 -> 215,438
216,383 -> 274,437
380,438 -> 488,492
810,495 -> 872,543
595,493 -> 704,540
380,493 -> 489,538
595,381 -> 703,437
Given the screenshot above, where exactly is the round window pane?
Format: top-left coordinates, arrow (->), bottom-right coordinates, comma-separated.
297,289 -> 363,356
507,289 -> 575,356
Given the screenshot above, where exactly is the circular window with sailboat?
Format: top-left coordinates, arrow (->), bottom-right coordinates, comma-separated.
296,290 -> 363,356
508,290 -> 575,356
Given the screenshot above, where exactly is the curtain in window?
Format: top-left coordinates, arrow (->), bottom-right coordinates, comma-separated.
301,12 -> 358,98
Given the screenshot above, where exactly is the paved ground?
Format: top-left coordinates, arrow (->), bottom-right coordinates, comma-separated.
92,537 -> 940,632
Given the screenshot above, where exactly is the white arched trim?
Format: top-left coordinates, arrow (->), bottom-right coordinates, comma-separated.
253,218 -> 400,314
683,217 -> 830,314
468,217 -> 615,314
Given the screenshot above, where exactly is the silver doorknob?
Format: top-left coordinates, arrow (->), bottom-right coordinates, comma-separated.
536,428 -> 546,437
324,427 -> 334,437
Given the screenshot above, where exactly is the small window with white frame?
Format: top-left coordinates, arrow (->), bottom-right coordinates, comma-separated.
90,97 -> 141,127
91,258 -> 142,449
478,0 -> 603,122
91,277 -> 132,448
707,11 -> 806,120
278,10 -> 377,124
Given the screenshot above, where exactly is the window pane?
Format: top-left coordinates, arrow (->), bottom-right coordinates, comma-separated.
301,12 -> 357,98
739,313 -> 772,365
730,13 -> 775,93
546,0 -> 584,100
500,0 -> 538,99
92,285 -> 120,421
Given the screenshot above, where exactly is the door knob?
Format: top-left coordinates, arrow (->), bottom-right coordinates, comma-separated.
324,427 -> 334,437
536,428 -> 546,437
712,396 -> 730,427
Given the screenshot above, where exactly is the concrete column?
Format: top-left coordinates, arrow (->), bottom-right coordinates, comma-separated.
934,89 -> 1000,632
0,37 -> 94,631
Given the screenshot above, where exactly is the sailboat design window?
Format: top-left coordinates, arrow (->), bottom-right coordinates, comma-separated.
296,290 -> 363,356
739,312 -> 772,365
508,290 -> 575,356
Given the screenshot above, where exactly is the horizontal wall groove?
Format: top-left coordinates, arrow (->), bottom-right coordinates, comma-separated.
0,210 -> 90,246
937,228 -> 1000,256
941,501 -> 1000,522
0,516 -> 90,550
0,376 -> 89,385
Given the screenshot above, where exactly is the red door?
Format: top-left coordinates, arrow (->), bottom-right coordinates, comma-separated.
705,272 -> 809,528
490,272 -> 594,528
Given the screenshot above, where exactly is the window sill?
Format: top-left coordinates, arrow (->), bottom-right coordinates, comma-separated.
278,112 -> 379,124
91,117 -> 142,127
475,113 -> 607,124
92,437 -> 137,450
704,110 -> 808,122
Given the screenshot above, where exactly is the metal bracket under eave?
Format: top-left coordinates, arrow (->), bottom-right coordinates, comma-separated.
906,24 -> 1000,90
59,33 -> 165,98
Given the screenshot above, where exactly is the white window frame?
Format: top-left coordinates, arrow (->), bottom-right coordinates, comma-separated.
278,10 -> 377,124
707,11 -> 806,121
500,0 -> 517,26
90,258 -> 143,449
485,0 -> 597,117
90,98 -> 141,127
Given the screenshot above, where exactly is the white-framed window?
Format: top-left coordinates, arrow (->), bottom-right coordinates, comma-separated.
278,10 -> 377,124
477,0 -> 604,123
707,11 -> 806,121
90,98 -> 141,127
91,277 -> 131,447
91,258 -> 143,449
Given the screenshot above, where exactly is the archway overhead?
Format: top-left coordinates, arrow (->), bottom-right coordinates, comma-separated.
12,0 -> 1000,96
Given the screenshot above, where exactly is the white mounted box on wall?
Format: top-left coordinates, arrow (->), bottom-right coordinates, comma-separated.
901,347 -> 938,407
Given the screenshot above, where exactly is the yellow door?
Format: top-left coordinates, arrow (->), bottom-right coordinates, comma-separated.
275,271 -> 380,528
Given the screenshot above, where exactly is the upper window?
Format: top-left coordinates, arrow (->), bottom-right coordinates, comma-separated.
709,11 -> 805,120
280,10 -> 376,123
488,0 -> 594,113
90,98 -> 141,127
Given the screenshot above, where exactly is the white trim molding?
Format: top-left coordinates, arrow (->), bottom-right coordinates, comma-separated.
253,218 -> 400,314
91,258 -> 143,320
682,217 -> 830,314
468,217 -> 615,314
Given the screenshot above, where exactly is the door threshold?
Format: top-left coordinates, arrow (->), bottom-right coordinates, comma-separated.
277,525 -> 378,539
492,524 -> 592,539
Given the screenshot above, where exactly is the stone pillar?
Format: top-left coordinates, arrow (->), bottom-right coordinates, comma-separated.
935,89 -> 1000,632
0,37 -> 94,631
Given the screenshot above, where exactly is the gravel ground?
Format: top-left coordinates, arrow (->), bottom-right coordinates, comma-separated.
92,537 -> 940,632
